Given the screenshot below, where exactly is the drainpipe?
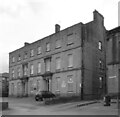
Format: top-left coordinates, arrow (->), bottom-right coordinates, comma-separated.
81,24 -> 85,100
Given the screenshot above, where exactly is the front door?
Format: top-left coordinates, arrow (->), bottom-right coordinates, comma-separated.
45,77 -> 52,92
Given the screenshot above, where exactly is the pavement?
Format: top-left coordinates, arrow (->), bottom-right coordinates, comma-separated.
1,97 -> 119,115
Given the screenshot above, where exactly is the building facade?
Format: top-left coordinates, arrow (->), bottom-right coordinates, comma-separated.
9,10 -> 106,99
0,73 -> 9,97
106,26 -> 120,96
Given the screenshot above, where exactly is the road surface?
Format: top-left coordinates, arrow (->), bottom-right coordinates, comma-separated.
1,97 -> 119,115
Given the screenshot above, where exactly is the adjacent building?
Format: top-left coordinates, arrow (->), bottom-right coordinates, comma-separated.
0,73 -> 9,97
9,10 -> 106,99
106,26 -> 120,97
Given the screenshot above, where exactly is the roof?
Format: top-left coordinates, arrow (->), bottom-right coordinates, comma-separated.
107,26 -> 120,35
0,73 -> 9,78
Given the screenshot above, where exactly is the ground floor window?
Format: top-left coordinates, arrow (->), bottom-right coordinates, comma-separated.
29,80 -> 33,93
56,77 -> 60,92
67,75 -> 73,92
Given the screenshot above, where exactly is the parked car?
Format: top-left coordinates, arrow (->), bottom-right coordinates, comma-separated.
35,91 -> 56,101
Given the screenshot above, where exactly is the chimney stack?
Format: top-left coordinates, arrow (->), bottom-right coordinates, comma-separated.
24,42 -> 30,46
55,24 -> 60,33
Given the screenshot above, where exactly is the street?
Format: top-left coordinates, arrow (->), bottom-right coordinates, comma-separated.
1,97 -> 119,115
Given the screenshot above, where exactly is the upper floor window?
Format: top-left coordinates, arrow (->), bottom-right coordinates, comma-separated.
68,54 -> 73,68
30,64 -> 34,75
98,41 -> 102,50
23,65 -> 28,76
37,46 -> 42,55
67,34 -> 74,45
18,55 -> 21,61
46,43 -> 50,52
37,62 -> 41,73
12,57 -> 15,63
24,52 -> 27,59
45,59 -> 51,72
17,67 -> 21,77
30,49 -> 34,57
56,57 -> 61,70
56,40 -> 61,49
12,69 -> 15,78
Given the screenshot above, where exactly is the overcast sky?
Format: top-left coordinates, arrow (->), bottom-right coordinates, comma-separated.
0,0 -> 119,73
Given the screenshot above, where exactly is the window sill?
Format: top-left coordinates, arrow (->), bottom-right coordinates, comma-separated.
55,47 -> 61,49
37,53 -> 42,55
30,74 -> 34,76
46,50 -> 50,52
67,43 -> 74,46
68,66 -> 73,69
67,91 -> 73,93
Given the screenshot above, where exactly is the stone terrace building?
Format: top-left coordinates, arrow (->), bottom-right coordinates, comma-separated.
106,26 -> 120,97
9,10 -> 106,99
0,73 -> 9,97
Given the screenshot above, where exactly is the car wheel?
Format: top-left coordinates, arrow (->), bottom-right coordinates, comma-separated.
35,96 -> 39,101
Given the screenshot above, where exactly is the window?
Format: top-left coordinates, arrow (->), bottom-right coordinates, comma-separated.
99,77 -> 103,88
12,57 -> 15,63
24,52 -> 27,59
37,62 -> 41,73
68,54 -> 73,68
30,80 -> 33,93
45,59 -> 51,72
46,43 -> 50,52
36,80 -> 41,91
37,46 -> 41,54
18,55 -> 21,61
98,41 -> 102,50
56,77 -> 60,91
67,75 -> 73,92
30,64 -> 34,75
67,34 -> 74,45
56,57 -> 61,70
23,65 -> 27,76
30,49 -> 34,57
99,59 -> 102,69
17,67 -> 21,77
12,69 -> 15,78
56,40 -> 61,49
11,83 -> 14,95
